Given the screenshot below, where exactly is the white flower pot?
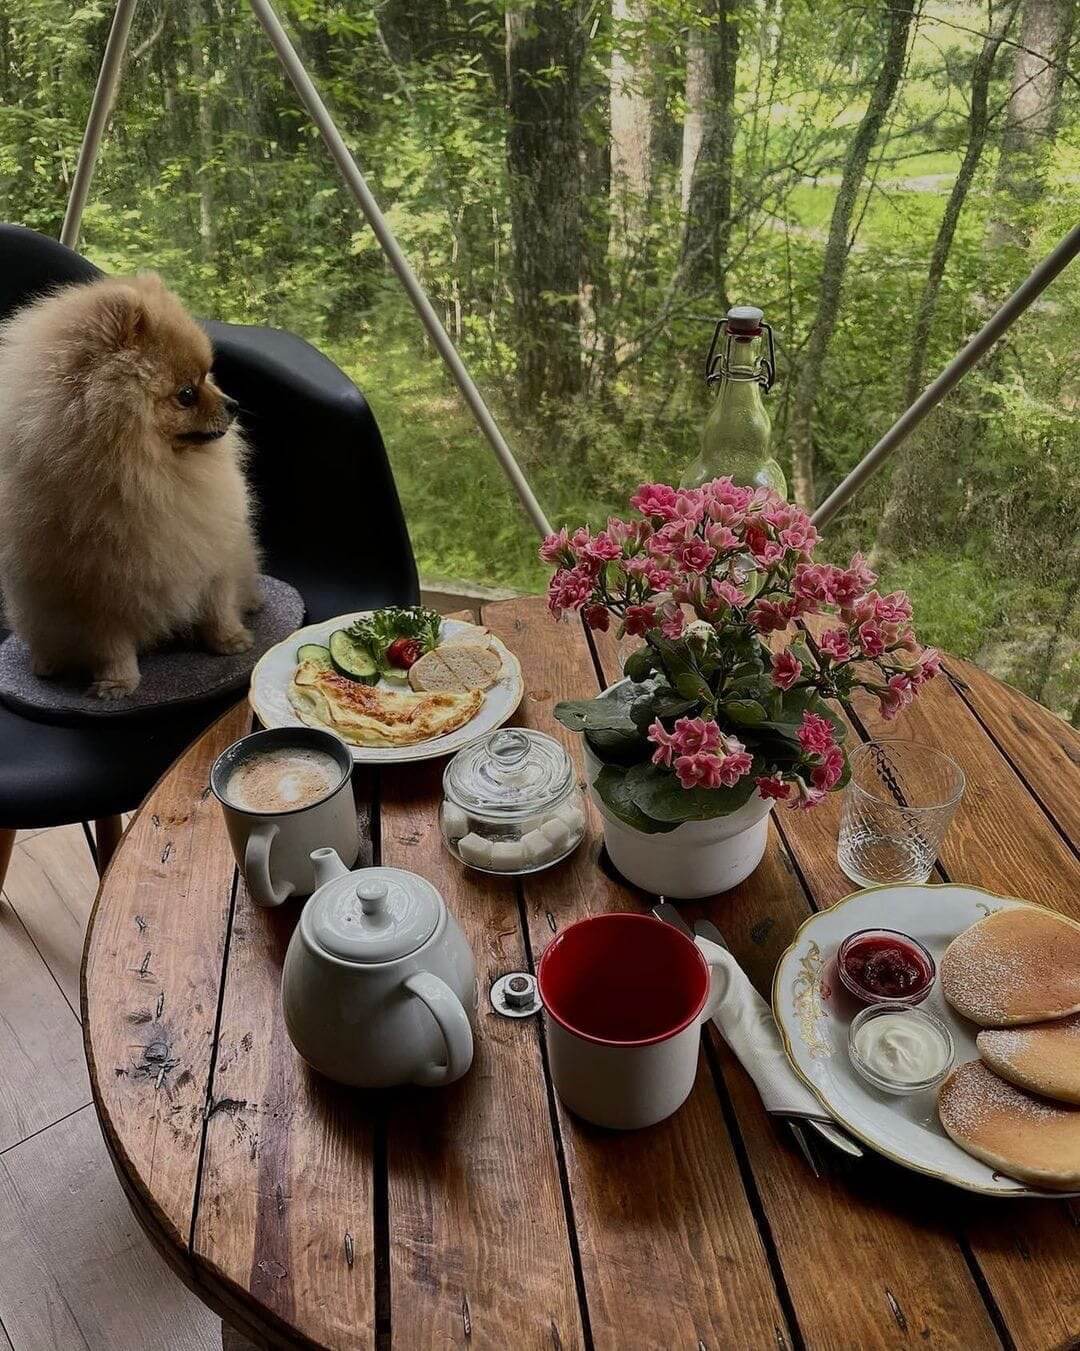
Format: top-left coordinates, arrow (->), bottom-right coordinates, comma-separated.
584,745 -> 774,899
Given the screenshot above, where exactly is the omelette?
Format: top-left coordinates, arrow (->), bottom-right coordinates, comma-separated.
289,658 -> 483,747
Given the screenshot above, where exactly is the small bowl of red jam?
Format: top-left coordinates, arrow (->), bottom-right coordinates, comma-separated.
837,928 -> 935,1006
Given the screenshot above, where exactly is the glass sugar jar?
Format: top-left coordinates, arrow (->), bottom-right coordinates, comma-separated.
441,728 -> 586,875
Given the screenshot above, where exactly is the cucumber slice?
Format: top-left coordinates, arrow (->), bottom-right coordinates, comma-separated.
296,643 -> 333,669
328,630 -> 379,684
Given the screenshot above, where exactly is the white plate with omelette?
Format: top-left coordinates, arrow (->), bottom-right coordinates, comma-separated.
250,613 -> 524,764
772,884 -> 1080,1197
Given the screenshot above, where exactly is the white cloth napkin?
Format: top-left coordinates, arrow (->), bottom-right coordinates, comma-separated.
695,935 -> 824,1117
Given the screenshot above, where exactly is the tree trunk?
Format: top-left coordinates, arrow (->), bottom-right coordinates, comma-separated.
506,1 -> 585,410
680,22 -> 712,215
990,0 -> 1075,249
610,0 -> 653,209
184,0 -> 214,262
787,0 -> 916,509
871,0 -> 1020,564
679,0 -> 740,302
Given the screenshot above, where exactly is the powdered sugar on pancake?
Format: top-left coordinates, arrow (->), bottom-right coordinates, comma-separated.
982,1014 -> 1080,1066
940,1061 -> 1062,1133
941,924 -> 1026,1023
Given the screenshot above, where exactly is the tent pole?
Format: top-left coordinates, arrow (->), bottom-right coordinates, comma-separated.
248,0 -> 553,540
811,223 -> 1080,529
61,0 -> 138,250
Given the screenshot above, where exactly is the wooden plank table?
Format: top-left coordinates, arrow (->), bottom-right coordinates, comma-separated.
83,597 -> 1080,1350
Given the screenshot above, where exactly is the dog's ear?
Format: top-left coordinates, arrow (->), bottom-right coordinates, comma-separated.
88,284 -> 149,352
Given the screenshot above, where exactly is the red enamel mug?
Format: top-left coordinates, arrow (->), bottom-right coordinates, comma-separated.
537,912 -> 724,1129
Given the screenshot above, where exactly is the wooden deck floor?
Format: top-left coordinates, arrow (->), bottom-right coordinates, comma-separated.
0,822 -> 221,1351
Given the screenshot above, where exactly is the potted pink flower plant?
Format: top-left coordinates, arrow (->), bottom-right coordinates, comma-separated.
543,478 -> 939,897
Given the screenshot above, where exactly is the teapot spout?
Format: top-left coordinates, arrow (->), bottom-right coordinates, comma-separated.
310,847 -> 350,889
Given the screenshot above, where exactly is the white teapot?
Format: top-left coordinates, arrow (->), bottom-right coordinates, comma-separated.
282,848 -> 477,1088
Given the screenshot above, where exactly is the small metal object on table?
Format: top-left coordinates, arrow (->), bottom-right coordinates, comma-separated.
83,599 -> 1080,1350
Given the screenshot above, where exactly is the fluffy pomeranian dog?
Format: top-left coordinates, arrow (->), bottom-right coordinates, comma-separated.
0,272 -> 260,698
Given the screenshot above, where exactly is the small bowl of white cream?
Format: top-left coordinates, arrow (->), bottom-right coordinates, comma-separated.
847,1002 -> 954,1095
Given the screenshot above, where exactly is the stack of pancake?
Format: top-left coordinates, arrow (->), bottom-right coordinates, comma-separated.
937,906 -> 1080,1191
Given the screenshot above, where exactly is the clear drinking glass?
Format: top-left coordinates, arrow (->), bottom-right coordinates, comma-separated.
837,741 -> 965,888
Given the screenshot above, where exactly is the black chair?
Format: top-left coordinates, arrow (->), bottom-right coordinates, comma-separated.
0,224 -> 419,883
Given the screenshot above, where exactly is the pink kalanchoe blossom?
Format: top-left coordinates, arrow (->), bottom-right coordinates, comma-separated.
645,564 -> 674,590
763,504 -> 794,531
677,539 -> 717,574
668,716 -> 721,757
793,562 -> 836,606
877,672 -> 914,721
706,523 -> 741,553
672,488 -> 706,523
847,552 -> 877,590
771,648 -> 803,690
817,627 -> 852,661
674,751 -> 726,791
624,603 -> 658,637
857,620 -> 886,658
539,527 -> 572,566
810,744 -> 845,791
788,778 -> 827,811
756,774 -> 791,801
647,720 -> 676,767
717,741 -> 754,787
630,482 -> 680,521
797,711 -> 835,757
703,477 -> 754,514
582,530 -> 622,564
582,603 -> 610,633
910,647 -> 941,688
748,598 -> 792,633
546,565 -> 594,619
660,607 -> 687,639
874,590 -> 914,625
713,578 -> 748,609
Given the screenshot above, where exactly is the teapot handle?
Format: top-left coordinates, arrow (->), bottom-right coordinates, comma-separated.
404,972 -> 474,1086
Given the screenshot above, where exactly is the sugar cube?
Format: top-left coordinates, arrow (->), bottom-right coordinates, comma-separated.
457,833 -> 494,868
539,816 -> 573,852
521,829 -> 556,865
441,802 -> 470,841
490,840 -> 525,872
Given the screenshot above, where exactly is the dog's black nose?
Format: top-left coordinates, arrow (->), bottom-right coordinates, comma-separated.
222,395 -> 239,418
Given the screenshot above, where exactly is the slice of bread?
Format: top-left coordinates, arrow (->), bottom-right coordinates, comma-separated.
409,642 -> 503,693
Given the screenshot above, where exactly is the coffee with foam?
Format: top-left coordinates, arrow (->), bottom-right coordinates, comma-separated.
226,746 -> 342,814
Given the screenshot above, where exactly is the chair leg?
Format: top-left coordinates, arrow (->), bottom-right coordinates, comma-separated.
0,829 -> 15,894
93,816 -> 123,876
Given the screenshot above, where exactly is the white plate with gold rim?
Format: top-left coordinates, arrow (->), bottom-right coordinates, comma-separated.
249,614 -> 524,764
772,883 -> 1080,1197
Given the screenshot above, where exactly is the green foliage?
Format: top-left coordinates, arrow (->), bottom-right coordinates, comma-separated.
1,0 -> 1076,719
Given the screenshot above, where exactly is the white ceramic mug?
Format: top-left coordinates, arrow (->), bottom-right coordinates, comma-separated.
537,912 -> 724,1130
211,727 -> 359,907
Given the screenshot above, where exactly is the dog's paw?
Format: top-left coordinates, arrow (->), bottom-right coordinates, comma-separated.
89,675 -> 140,699
207,626 -> 254,656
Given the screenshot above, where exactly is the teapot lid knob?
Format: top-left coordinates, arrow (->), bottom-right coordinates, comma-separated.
357,879 -> 388,916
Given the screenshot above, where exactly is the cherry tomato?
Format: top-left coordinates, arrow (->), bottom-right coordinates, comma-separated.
386,637 -> 421,669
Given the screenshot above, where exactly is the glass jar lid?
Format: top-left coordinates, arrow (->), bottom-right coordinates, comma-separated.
444,728 -> 575,821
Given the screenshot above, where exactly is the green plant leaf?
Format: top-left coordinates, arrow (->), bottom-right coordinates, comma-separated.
624,761 -> 761,823
592,765 -> 679,834
719,698 -> 768,726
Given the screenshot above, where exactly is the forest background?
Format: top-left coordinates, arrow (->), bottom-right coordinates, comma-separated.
1,0 -> 1078,717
